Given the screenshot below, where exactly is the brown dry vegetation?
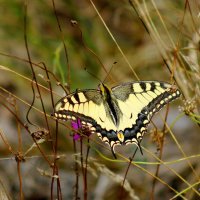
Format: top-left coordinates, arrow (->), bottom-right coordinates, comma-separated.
0,0 -> 199,200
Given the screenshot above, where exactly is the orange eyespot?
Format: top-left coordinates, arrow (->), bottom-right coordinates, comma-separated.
117,131 -> 124,143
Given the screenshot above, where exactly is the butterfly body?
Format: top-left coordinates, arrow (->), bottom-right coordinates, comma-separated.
53,81 -> 181,155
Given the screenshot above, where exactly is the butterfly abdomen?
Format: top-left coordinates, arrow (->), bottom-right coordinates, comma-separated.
100,83 -> 120,126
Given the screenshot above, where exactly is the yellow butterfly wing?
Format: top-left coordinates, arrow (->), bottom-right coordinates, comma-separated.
53,81 -> 181,157
53,89 -> 117,139
111,81 -> 181,147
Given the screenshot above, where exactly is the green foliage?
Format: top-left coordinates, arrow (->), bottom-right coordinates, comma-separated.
0,0 -> 199,199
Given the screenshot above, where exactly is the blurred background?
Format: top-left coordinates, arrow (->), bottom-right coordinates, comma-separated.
0,0 -> 199,199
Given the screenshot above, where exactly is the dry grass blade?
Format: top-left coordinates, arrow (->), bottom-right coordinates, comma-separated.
0,1 -> 199,199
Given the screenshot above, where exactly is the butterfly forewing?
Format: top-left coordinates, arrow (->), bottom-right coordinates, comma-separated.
54,89 -> 117,131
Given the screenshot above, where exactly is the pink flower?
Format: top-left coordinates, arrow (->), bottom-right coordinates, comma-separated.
71,118 -> 82,130
70,118 -> 92,140
73,133 -> 81,141
71,119 -> 82,141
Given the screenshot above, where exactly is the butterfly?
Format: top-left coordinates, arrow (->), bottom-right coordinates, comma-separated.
53,81 -> 181,157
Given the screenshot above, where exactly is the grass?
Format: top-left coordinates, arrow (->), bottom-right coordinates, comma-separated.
0,0 -> 199,199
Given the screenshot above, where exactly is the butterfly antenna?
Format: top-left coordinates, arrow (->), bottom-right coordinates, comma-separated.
84,67 -> 102,83
102,61 -> 117,84
71,20 -> 114,83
